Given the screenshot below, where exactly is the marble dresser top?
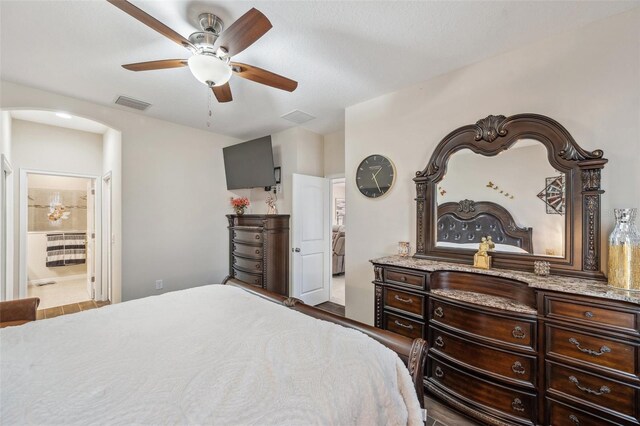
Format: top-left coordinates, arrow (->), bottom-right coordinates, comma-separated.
371,255 -> 640,306
430,289 -> 538,314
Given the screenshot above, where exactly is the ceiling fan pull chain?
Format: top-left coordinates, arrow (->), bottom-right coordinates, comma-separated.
207,88 -> 213,127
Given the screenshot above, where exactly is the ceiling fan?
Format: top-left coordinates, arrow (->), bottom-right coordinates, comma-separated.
107,0 -> 298,103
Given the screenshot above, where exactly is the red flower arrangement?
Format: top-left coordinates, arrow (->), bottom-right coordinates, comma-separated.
230,197 -> 250,215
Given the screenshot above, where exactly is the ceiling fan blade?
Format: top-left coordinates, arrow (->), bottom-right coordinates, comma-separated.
106,0 -> 195,51
231,63 -> 298,92
212,83 -> 233,103
217,8 -> 272,56
122,59 -> 188,72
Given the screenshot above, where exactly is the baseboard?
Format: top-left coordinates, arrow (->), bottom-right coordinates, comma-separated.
28,274 -> 86,286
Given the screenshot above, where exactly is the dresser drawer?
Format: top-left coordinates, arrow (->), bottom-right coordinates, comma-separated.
546,362 -> 640,422
546,297 -> 638,335
547,398 -> 633,426
429,326 -> 536,387
233,243 -> 263,259
546,325 -> 639,380
233,228 -> 263,244
430,298 -> 536,351
232,268 -> 262,287
384,268 -> 426,290
428,355 -> 536,424
383,311 -> 424,340
383,287 -> 424,318
233,256 -> 263,273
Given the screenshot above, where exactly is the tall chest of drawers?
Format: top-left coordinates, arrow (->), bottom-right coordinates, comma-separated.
372,258 -> 640,426
226,214 -> 289,296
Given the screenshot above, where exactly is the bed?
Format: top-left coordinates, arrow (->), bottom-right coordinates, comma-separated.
0,280 -> 426,425
437,200 -> 533,253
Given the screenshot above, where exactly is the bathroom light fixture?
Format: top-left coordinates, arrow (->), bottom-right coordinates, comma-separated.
187,54 -> 232,87
55,112 -> 72,119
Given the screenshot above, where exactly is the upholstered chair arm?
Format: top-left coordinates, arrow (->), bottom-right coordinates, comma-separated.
0,298 -> 40,327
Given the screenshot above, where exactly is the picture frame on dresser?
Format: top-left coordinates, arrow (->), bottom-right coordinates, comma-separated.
414,113 -> 608,280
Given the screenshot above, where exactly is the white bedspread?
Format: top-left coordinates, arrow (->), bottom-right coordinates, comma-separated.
1,285 -> 422,425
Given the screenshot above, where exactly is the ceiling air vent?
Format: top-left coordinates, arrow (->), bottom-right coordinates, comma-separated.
281,110 -> 315,124
115,95 -> 151,111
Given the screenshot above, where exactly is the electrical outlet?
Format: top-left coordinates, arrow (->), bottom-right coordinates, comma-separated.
155,280 -> 163,290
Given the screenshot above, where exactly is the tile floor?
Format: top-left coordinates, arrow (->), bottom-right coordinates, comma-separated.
330,274 -> 345,305
36,300 -> 110,320
28,277 -> 91,310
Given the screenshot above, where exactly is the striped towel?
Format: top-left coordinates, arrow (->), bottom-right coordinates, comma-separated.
46,233 -> 86,267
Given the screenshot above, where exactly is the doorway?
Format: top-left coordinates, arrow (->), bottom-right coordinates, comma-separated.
330,178 -> 345,307
22,172 -> 99,310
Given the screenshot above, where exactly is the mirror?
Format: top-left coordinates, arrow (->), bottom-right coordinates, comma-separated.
436,139 -> 565,256
415,114 -> 608,279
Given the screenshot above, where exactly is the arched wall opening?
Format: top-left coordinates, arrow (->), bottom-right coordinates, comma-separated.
0,108 -> 122,305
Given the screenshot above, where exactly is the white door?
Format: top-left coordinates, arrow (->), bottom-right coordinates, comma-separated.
102,173 -> 112,302
292,174 -> 331,305
86,180 -> 95,299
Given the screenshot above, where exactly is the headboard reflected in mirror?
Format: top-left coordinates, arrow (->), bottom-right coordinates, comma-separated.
437,200 -> 533,254
414,113 -> 608,280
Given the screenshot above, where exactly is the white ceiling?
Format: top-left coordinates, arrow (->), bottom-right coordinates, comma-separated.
1,1 -> 637,140
10,110 -> 109,134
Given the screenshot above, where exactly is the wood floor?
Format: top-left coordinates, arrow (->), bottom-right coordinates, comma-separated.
36,300 -> 110,320
315,301 -> 345,316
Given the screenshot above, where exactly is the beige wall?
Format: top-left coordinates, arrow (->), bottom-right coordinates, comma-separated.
323,130 -> 345,177
1,81 -> 240,301
344,9 -> 640,324
244,127 -> 324,215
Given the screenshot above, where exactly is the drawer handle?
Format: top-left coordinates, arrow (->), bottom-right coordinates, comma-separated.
512,326 -> 526,339
233,258 -> 237,264
568,338 -> 611,357
435,336 -> 445,348
511,398 -> 525,413
434,307 -> 444,318
256,264 -> 261,270
435,366 -> 444,378
394,295 -> 413,304
255,235 -> 261,240
394,320 -> 414,330
569,414 -> 580,425
511,361 -> 526,375
584,311 -> 595,319
568,375 -> 611,396
255,249 -> 260,255
400,276 -> 407,282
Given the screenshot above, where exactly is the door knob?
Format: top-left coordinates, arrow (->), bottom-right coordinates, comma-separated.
293,248 -> 301,252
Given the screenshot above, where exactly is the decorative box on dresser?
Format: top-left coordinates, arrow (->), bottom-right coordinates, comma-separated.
372,257 -> 640,426
225,214 -> 289,296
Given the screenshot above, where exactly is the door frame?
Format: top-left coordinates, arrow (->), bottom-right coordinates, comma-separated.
102,171 -> 113,302
1,154 -> 13,300
19,169 -> 102,300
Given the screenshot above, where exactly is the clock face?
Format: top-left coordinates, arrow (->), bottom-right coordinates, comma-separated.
356,154 -> 395,198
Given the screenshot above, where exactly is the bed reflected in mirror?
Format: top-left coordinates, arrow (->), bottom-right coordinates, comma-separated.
436,138 -> 565,257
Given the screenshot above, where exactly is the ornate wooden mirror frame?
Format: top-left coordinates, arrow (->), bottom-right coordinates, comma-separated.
414,113 -> 607,280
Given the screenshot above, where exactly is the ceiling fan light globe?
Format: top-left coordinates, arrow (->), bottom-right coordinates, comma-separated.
187,54 -> 232,87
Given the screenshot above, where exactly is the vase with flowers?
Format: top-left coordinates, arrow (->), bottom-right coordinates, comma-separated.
230,197 -> 250,215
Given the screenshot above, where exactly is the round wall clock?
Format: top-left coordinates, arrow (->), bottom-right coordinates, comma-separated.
356,154 -> 395,198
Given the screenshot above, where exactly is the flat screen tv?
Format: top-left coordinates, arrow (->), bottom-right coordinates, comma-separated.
223,136 -> 276,190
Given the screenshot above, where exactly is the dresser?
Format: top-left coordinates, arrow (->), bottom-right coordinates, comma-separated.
372,256 -> 640,426
225,214 -> 289,296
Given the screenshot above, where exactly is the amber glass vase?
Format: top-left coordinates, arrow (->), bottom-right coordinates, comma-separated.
608,208 -> 640,291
